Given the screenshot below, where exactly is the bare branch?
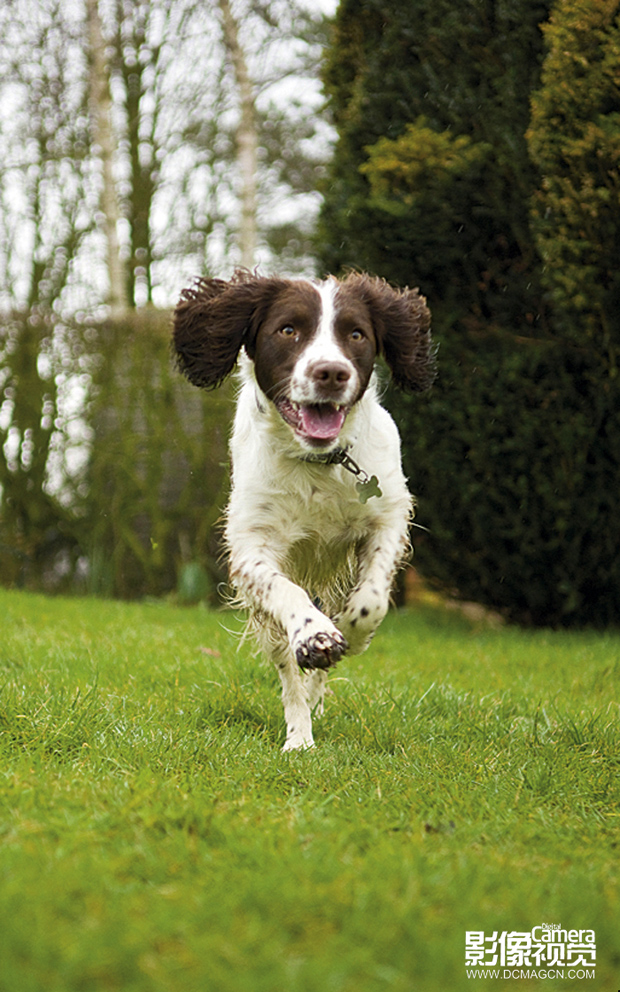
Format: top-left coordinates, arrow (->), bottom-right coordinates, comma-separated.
217,0 -> 258,269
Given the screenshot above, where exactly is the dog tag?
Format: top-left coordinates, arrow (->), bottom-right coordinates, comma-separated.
356,475 -> 382,503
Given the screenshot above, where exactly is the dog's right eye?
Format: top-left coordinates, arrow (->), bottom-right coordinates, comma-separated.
279,325 -> 297,338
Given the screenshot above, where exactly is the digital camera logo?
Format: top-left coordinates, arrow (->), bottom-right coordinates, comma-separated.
465,925 -> 596,980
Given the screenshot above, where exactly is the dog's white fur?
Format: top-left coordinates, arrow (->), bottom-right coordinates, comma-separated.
227,360 -> 411,750
226,282 -> 410,750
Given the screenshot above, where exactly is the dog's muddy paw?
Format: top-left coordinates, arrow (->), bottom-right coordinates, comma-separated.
295,631 -> 348,671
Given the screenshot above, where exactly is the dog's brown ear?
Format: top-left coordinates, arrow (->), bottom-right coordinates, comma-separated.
342,272 -> 437,393
173,271 -> 287,390
173,277 -> 242,389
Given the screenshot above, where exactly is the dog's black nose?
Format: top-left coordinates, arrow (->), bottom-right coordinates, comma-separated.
309,361 -> 352,390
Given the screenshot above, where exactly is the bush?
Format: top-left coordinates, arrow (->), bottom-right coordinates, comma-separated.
84,310 -> 232,600
394,328 -> 620,626
320,0 -> 620,625
0,308 -> 233,600
319,0 -> 551,334
527,0 -> 620,365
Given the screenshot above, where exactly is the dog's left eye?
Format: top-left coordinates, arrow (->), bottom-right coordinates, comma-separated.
351,329 -> 365,341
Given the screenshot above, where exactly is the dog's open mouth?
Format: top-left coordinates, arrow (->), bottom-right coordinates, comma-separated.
276,398 -> 348,444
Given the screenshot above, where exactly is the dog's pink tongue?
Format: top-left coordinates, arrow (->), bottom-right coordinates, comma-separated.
300,404 -> 346,440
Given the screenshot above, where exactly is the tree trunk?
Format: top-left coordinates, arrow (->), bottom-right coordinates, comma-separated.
86,0 -> 129,313
218,0 -> 258,269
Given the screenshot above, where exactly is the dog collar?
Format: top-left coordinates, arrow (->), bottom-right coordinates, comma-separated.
301,446 -> 382,503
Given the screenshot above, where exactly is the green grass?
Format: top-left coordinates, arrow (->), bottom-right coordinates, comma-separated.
0,587 -> 619,992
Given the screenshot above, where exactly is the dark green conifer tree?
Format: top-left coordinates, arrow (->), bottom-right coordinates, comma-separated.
319,0 -> 620,626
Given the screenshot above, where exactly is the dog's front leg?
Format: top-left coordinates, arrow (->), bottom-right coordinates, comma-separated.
338,522 -> 410,655
229,544 -> 349,670
228,536 -> 348,750
274,649 -> 328,751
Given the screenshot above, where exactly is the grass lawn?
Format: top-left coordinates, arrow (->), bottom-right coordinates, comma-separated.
0,587 -> 618,991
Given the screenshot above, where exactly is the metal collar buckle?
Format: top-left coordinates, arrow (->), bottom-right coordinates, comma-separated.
302,446 -> 382,503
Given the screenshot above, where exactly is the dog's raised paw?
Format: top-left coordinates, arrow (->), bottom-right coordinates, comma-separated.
295,631 -> 348,671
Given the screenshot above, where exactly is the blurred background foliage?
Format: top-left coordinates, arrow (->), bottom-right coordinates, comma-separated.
0,0 -> 330,602
84,310 -> 233,600
1,0 -> 620,626
319,0 -> 620,627
0,307 -> 233,601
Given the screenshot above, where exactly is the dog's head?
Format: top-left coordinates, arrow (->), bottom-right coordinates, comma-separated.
173,270 -> 435,449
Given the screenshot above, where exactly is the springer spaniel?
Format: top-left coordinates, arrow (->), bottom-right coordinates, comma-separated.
173,270 -> 435,750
